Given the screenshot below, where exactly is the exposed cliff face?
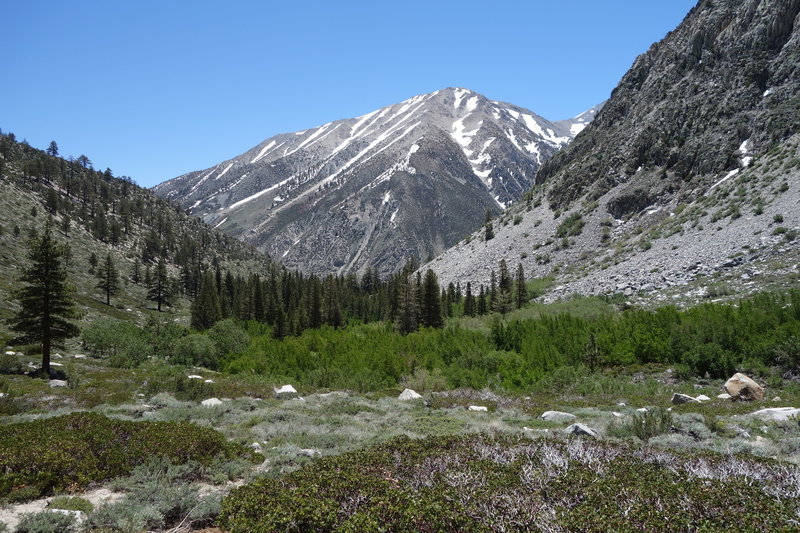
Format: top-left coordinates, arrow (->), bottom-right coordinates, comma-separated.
154,88 -> 597,277
430,0 -> 800,304
538,0 -> 800,210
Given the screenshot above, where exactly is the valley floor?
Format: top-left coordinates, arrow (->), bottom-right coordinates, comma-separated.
1,356 -> 799,531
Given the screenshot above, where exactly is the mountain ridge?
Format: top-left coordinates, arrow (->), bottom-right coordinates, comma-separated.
154,88 -> 600,276
428,0 -> 800,304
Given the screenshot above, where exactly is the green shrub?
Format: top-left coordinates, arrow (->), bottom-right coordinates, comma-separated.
15,511 -> 77,533
555,212 -> 584,238
208,319 -> 250,356
171,334 -> 218,368
82,318 -> 152,368
0,412 -> 251,500
48,495 -> 94,513
609,407 -> 673,441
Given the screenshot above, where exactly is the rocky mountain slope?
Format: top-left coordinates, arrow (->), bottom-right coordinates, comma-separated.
154,88 -> 599,277
430,0 -> 800,304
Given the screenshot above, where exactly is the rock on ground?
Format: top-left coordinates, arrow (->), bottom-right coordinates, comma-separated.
671,393 -> 700,404
724,373 -> 764,401
398,388 -> 422,401
540,410 -> 577,422
748,407 -> 800,422
565,423 -> 599,439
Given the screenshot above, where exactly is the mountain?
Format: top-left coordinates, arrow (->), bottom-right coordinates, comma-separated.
0,132 -> 268,330
154,88 -> 598,277
430,0 -> 800,303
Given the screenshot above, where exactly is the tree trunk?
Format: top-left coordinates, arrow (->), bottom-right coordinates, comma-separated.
42,334 -> 51,377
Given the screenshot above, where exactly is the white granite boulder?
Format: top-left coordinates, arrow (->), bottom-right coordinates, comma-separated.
398,388 -> 422,401
565,423 -> 599,439
748,407 -> 800,422
468,405 -> 488,412
201,397 -> 223,407
724,373 -> 764,401
671,393 -> 700,405
540,410 -> 576,422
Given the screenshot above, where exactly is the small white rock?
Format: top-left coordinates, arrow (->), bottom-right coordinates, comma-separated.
772,396 -> 782,402
695,394 -> 711,401
50,362 -> 63,367
637,407 -> 648,413
612,412 -> 623,417
717,393 -> 732,400
565,423 -> 599,439
201,397 -> 223,407
749,407 -> 800,422
49,379 -> 68,388
468,405 -> 488,412
540,410 -> 576,422
3,351 -> 14,356
204,379 -> 214,383
398,388 -> 422,401
274,384 -> 298,395
73,354 -> 87,359
187,375 -> 203,379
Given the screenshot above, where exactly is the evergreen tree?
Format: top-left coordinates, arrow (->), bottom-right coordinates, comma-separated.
322,276 -> 343,328
494,260 -> 513,315
420,269 -> 443,328
484,208 -> 495,241
515,263 -> 527,309
61,215 -> 70,236
396,274 -> 419,334
96,253 -> 120,305
46,140 -> 59,157
88,252 -> 98,274
489,270 -> 497,309
464,282 -> 476,317
477,285 -> 487,315
191,271 -> 222,330
11,221 -> 79,376
309,276 -> 323,329
131,258 -> 141,284
147,258 -> 172,311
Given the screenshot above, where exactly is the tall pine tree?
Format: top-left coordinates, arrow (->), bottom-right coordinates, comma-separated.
11,221 -> 79,376
147,258 -> 172,312
515,263 -> 527,309
191,271 -> 222,330
96,253 -> 120,306
420,269 -> 443,328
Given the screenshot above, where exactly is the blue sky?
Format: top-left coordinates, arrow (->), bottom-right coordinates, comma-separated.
2,1 -> 697,187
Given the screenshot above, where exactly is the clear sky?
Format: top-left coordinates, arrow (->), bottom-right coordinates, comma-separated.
2,0 -> 697,187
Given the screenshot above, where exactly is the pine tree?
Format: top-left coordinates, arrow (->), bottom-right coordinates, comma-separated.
131,258 -> 141,284
46,140 -> 59,157
11,220 -> 79,376
88,252 -> 98,274
464,282 -> 476,317
420,269 -> 444,328
96,253 -> 120,305
493,260 -> 513,315
322,276 -> 343,327
396,274 -> 419,334
477,285 -> 487,315
515,263 -> 527,309
191,270 -> 222,330
147,258 -> 172,312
